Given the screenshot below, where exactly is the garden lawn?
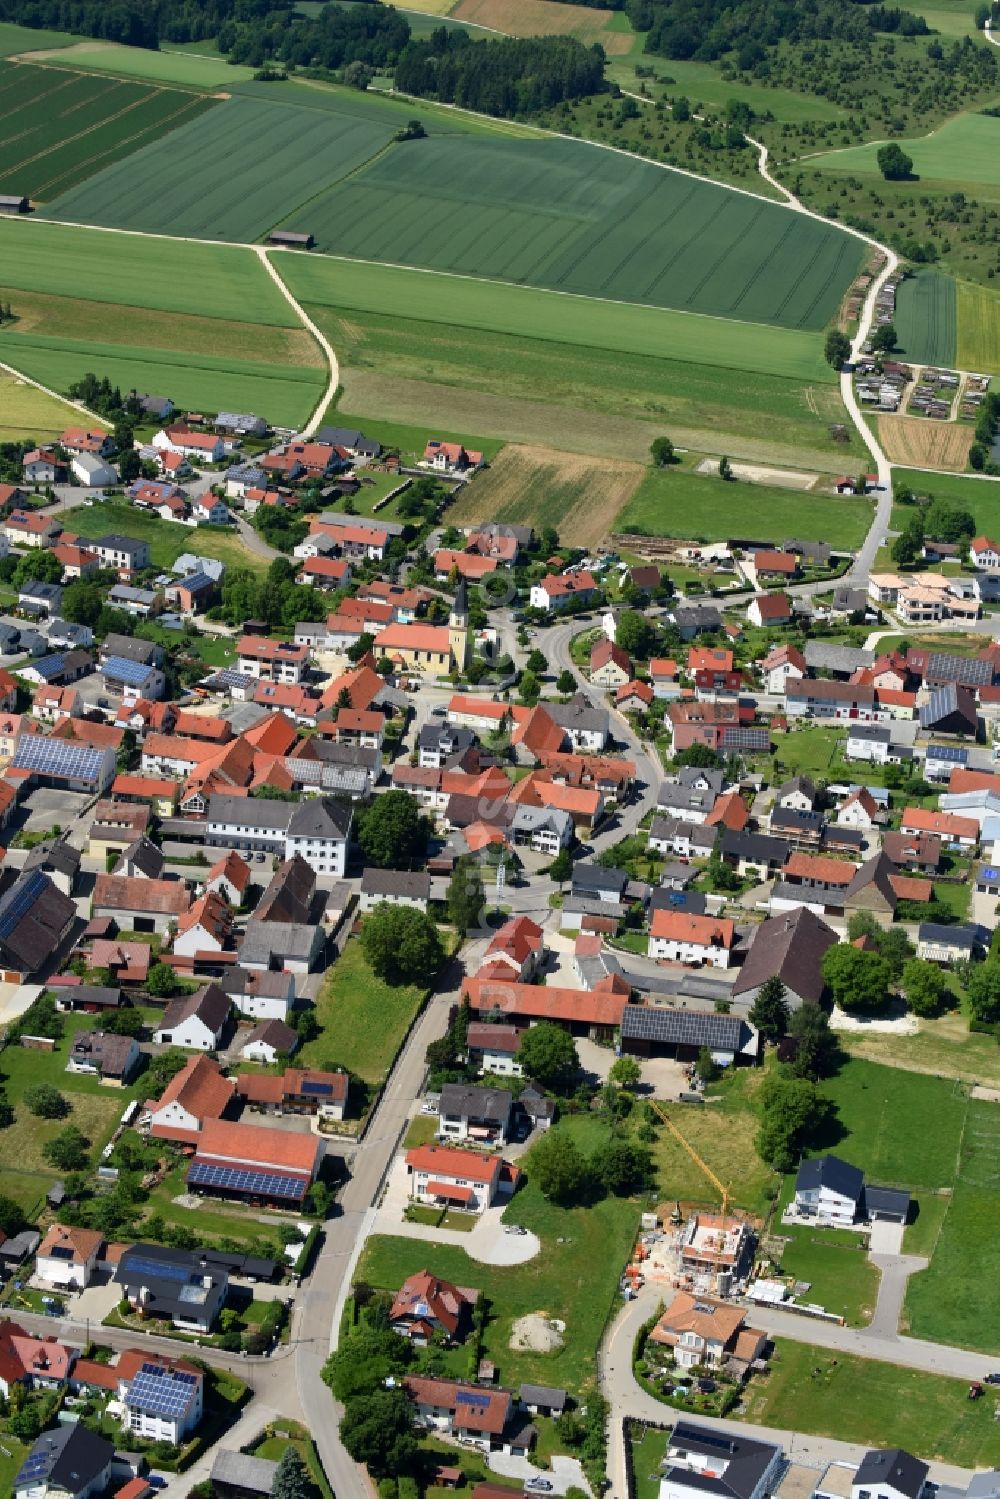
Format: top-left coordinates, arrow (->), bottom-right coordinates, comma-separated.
841,1005 -> 1000,1090
252,1423 -> 334,1499
894,468 -> 1000,533
0,1012 -> 143,1212
297,938 -> 428,1085
630,1426 -> 671,1499
741,1339 -> 1000,1465
64,500 -> 268,574
904,1101 -> 1000,1353
143,1162 -> 286,1255
770,726 -> 845,778
818,1058 -> 968,1190
0,218 -> 298,325
0,1433 -> 29,1499
357,1175 -> 639,1391
774,1224 -> 878,1325
903,1191 -> 951,1257
617,468 -> 870,547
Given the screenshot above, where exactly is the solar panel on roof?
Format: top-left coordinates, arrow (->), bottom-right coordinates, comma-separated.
300,1080 -> 333,1095
187,1160 -> 307,1199
127,1364 -> 198,1417
12,736 -> 103,780
123,1251 -> 193,1285
101,655 -> 154,686
0,869 -> 49,941
620,1006 -> 742,1049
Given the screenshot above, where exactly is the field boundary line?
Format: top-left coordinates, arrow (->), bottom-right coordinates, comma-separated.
258,247 -> 339,436
9,50 -> 216,98
0,355 -> 108,427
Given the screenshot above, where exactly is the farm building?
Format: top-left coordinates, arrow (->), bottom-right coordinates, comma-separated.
268,229 -> 314,249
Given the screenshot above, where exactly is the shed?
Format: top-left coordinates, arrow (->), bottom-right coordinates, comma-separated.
0,194 -> 28,213
268,229 -> 314,249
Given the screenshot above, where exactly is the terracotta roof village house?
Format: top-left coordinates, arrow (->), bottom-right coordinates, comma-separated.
648,1291 -> 765,1369
403,1374 -> 528,1453
389,1270 -> 479,1342
187,1118 -> 322,1206
91,874 -> 190,933
148,1054 -> 235,1144
236,1065 -> 347,1120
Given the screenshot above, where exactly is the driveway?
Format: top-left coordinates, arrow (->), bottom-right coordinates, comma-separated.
489,1450 -> 592,1495
371,1156 -> 540,1266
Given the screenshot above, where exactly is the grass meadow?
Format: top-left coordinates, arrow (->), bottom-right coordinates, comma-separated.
20,39 -> 257,87
0,329 -> 324,428
0,20 -> 77,54
892,269 -> 957,367
809,112 -> 1000,191
0,218 -> 298,323
604,55 -> 850,123
281,133 -> 863,329
818,1059 -> 969,1190
894,468 -> 1000,533
0,60 -> 214,201
615,466 -> 871,545
956,279 -> 1000,372
449,0 -> 635,52
905,1100 -> 1000,1352
0,371 -> 85,442
297,939 -> 429,1085
743,1340 -> 1000,1465
45,92 -> 397,242
315,290 -> 851,469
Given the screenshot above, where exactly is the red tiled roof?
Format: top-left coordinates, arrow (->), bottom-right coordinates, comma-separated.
784,852 -> 856,885
900,807 -> 978,839
649,910 -> 735,947
405,1145 -> 501,1184
92,875 -> 190,916
462,974 -> 628,1028
890,874 -> 933,902
196,1117 -> 321,1174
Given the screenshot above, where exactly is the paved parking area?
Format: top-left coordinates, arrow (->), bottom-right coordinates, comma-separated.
18,787 -> 92,831
489,1452 -> 592,1495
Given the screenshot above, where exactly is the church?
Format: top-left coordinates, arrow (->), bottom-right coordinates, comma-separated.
372,581 -> 471,678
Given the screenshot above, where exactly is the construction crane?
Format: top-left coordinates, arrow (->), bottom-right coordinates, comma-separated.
649,1098 -> 730,1221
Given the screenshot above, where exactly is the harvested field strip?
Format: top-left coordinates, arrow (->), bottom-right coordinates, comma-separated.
447,443 -> 645,547
956,280 -> 1000,373
0,330 -> 325,429
878,414 -> 973,471
893,269 -> 957,367
283,255 -> 833,380
280,134 -> 862,329
43,92 -> 397,242
0,218 -> 300,326
0,60 -> 214,199
4,288 -> 324,368
450,0 -> 634,51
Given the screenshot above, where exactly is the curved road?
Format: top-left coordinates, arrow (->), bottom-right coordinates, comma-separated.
256,247 -> 340,437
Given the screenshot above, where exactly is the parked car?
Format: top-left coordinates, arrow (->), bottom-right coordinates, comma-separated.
525,1481 -> 552,1493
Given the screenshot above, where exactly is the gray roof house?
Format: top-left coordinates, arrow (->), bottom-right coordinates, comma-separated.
853,1450 -> 929,1499
285,795 -> 353,878
660,1421 -> 782,1499
14,1424 -> 113,1499
211,1449 -> 280,1499
115,1242 -> 227,1332
438,1081 -> 513,1143
240,919 -> 325,975
359,867 -> 430,912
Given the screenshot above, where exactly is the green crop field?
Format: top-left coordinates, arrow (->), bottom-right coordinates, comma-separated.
808,112 -> 1000,190
279,133 -> 863,328
19,39 -> 257,87
614,466 -> 871,546
0,59 -> 214,201
0,218 -> 298,324
282,253 -> 832,380
956,280 -> 1000,372
0,328 -> 324,428
893,269 -> 957,367
44,92 -> 397,242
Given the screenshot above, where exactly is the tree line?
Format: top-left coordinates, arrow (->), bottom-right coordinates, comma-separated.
618,0 -> 927,64
394,30 -> 607,115
0,0 -> 274,49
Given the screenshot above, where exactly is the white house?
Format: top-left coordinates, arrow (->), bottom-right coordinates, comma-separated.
153,984 -> 230,1051
658,1424 -> 782,1499
845,724 -> 896,764
284,797 -> 353,877
466,1023 -> 523,1077
648,910 -> 734,969
122,1361 -> 204,1445
148,1055 -> 234,1146
221,968 -> 295,1023
359,867 -> 430,912
793,1153 -> 864,1226
153,426 -> 225,464
173,892 -> 234,960
35,1224 -> 103,1289
848,1450 -> 929,1499
204,850 -> 251,907
837,787 -> 879,830
192,495 -> 232,526
70,453 -> 118,488
760,643 -> 806,696
404,1144 -> 505,1215
529,570 -> 597,612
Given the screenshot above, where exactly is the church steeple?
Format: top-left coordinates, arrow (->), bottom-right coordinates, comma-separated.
449,580 -> 470,670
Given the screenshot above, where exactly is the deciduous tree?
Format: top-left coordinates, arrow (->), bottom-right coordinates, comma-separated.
361,905 -> 443,985
517,1021 -> 579,1092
